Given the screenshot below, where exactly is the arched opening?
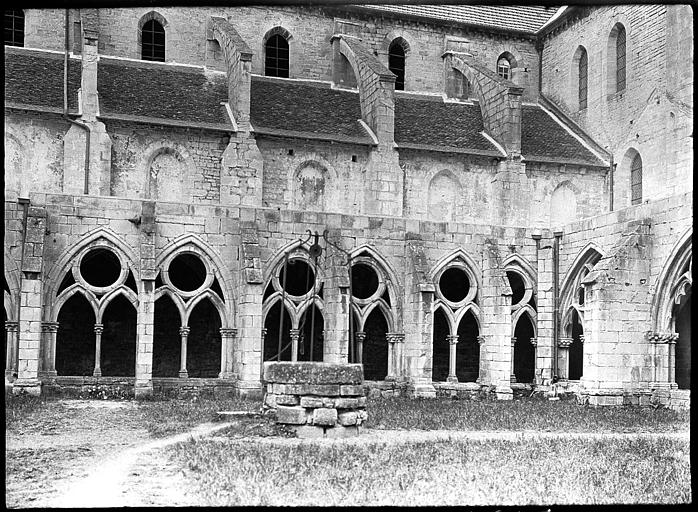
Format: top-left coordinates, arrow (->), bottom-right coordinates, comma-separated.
81,248 -> 121,288
169,253 -> 207,292
361,307 -> 389,380
497,56 -> 511,80
265,33 -> 289,78
187,299 -> 222,378
431,308 -> 450,382
578,47 -> 588,110
263,301 -> 292,362
388,40 -> 406,90
141,19 -> 165,62
279,258 -> 315,296
507,271 -> 526,305
351,263 -> 379,299
630,153 -> 643,205
607,23 -> 627,95
56,294 -> 95,376
455,310 -> 479,382
569,309 -> 584,380
101,295 -> 137,377
439,267 -> 470,303
674,292 -> 691,390
298,304 -> 323,362
153,295 -> 181,377
513,313 -> 535,383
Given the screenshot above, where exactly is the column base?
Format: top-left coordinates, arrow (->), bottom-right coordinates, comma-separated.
446,375 -> 459,384
11,378 -> 42,396
93,369 -> 102,378
495,385 -> 513,400
134,379 -> 153,399
178,371 -> 189,379
218,371 -> 237,379
407,380 -> 436,399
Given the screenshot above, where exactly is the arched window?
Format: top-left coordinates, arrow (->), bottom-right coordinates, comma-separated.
497,56 -> 511,80
4,9 -> 24,47
388,40 -> 405,90
141,19 -> 165,61
630,153 -> 642,205
578,48 -> 588,110
265,34 -> 289,78
616,25 -> 626,92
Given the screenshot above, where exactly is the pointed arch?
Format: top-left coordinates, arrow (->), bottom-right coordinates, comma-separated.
52,285 -> 99,322
362,300 -> 395,333
262,292 -> 299,328
651,227 -> 692,334
454,303 -> 482,332
45,228 -> 140,308
183,289 -> 228,328
96,287 -> 139,323
512,305 -> 538,338
559,242 -> 604,313
155,233 -> 236,319
153,286 -> 187,324
4,249 -> 20,321
429,247 -> 482,289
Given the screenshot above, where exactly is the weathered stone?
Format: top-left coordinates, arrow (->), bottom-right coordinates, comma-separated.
312,407 -> 338,426
339,384 -> 364,396
333,397 -> 360,409
276,405 -> 307,425
264,362 -> 363,385
293,425 -> 326,439
275,394 -> 300,405
337,410 -> 358,426
300,396 -> 324,408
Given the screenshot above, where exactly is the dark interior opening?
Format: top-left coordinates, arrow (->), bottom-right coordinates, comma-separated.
439,267 -> 470,303
101,294 -> 137,376
513,313 -> 536,383
298,304 -> 324,362
187,299 -> 222,378
56,293 -> 95,376
263,301 -> 292,362
675,293 -> 691,390
507,271 -> 526,304
153,295 -> 181,377
80,248 -> 121,287
569,309 -> 584,380
362,307 -> 389,380
352,263 -> 379,299
169,253 -> 207,292
456,310 -> 480,382
279,259 -> 315,296
432,308 -> 450,382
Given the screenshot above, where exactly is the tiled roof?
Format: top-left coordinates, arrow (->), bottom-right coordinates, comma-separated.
4,47 -> 80,113
98,57 -> 231,130
394,95 -> 502,156
250,76 -> 373,145
521,105 -> 607,167
359,4 -> 560,34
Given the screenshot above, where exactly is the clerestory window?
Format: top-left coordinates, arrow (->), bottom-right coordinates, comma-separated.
265,34 -> 289,78
578,48 -> 588,110
4,9 -> 24,47
141,19 -> 165,62
497,57 -> 511,80
388,40 -> 405,90
630,153 -> 642,205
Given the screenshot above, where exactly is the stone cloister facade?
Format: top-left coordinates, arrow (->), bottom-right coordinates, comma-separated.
4,5 -> 692,406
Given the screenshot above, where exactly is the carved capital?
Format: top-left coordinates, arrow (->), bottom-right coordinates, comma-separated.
5,321 -> 19,332
42,321 -> 60,333
93,323 -> 104,335
289,328 -> 301,342
476,335 -> 486,345
387,332 -> 405,344
529,337 -> 538,347
219,328 -> 238,338
511,336 -> 517,346
179,326 -> 191,336
446,334 -> 459,345
645,331 -> 680,344
578,334 -> 585,344
355,331 -> 366,343
558,337 -> 573,348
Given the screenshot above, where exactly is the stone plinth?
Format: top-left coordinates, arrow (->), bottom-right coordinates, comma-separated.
263,362 -> 366,438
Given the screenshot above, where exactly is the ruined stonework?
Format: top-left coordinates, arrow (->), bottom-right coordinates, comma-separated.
4,5 -> 692,408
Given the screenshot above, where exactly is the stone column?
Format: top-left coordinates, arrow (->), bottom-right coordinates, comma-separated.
178,326 -> 190,378
510,336 -> 517,383
40,322 -> 59,378
355,331 -> 366,365
92,323 -> 103,377
668,334 -> 678,389
219,328 -> 237,379
289,328 -> 301,362
5,321 -> 19,377
446,334 -> 459,383
476,335 -> 486,383
530,337 -> 538,383
386,332 -> 405,380
557,337 -> 573,380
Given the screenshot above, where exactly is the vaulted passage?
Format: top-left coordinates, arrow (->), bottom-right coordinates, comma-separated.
569,309 -> 584,380
153,295 -> 181,377
432,308 -> 450,382
361,308 -> 388,380
101,295 -> 137,376
455,311 -> 479,382
297,304 -> 323,362
186,299 -> 221,378
514,314 -> 535,383
263,302 -> 292,361
675,294 -> 691,390
56,294 -> 95,376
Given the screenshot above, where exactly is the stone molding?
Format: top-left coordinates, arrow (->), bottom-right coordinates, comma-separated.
446,334 -> 459,345
386,332 -> 405,344
645,331 -> 679,343
41,321 -> 59,332
558,337 -> 573,348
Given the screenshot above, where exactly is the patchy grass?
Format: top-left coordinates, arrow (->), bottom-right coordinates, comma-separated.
169,435 -> 691,506
5,393 -> 57,430
137,396 -> 261,438
365,396 -> 690,432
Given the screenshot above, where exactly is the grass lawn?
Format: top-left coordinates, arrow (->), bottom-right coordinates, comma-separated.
170,436 -> 691,506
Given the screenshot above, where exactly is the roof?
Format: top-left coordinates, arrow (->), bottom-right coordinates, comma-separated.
4,47 -> 80,114
358,4 -> 560,34
98,57 -> 232,130
521,105 -> 607,167
394,95 -> 502,156
249,76 -> 373,145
